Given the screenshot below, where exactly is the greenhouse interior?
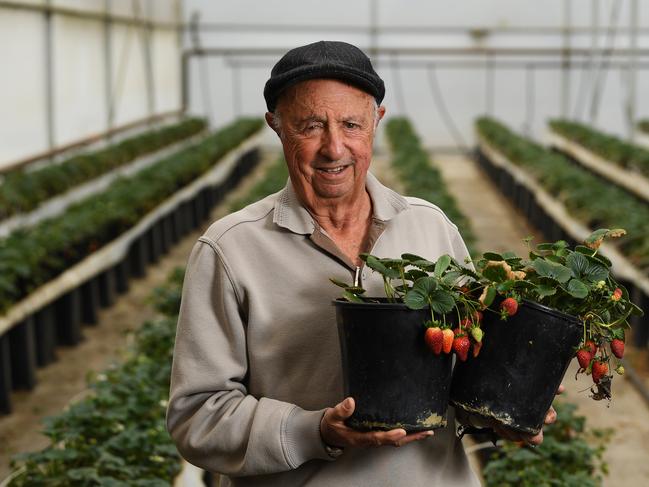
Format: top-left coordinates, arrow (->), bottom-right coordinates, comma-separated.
1,0 -> 649,485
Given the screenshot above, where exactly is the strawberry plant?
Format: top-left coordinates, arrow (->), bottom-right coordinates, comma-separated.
334,228 -> 643,402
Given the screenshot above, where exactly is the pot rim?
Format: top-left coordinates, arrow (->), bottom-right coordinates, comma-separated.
520,298 -> 581,324
332,297 -> 415,311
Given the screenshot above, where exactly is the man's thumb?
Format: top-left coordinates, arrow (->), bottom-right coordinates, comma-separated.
332,397 -> 355,420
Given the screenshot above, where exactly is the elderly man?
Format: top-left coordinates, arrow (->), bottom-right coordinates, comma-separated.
167,40 -> 550,486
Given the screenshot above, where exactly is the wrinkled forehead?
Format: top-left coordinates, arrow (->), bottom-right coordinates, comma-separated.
275,79 -> 376,117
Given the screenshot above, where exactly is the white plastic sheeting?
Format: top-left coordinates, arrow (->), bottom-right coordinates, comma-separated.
0,0 -> 182,169
182,0 -> 649,150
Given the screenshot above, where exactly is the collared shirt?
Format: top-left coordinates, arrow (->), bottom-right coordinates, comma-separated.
167,172 -> 480,487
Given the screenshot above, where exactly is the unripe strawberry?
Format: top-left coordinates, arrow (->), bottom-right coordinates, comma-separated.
442,328 -> 454,354
616,365 -> 625,375
470,326 -> 484,343
453,335 -> 471,362
610,339 -> 625,359
592,359 -> 609,384
500,297 -> 519,317
576,349 -> 592,369
424,327 -> 444,355
611,288 -> 623,301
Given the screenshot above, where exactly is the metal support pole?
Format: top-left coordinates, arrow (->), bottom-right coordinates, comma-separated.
485,55 -> 495,116
524,64 -> 535,136
44,0 -> 55,156
628,0 -> 639,142
232,61 -> 241,117
561,0 -> 572,118
104,0 -> 114,136
369,0 -> 378,60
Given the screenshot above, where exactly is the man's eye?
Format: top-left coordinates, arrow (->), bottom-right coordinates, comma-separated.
344,122 -> 360,129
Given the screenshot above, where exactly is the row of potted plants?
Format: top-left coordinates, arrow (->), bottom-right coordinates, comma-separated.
228,155 -> 288,213
549,119 -> 649,177
0,118 -> 263,315
384,118 -> 476,252
0,118 -> 207,221
477,117 -> 649,273
7,268 -> 186,486
333,228 -> 642,435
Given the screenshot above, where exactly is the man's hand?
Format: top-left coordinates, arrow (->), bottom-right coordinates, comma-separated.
320,397 -> 434,448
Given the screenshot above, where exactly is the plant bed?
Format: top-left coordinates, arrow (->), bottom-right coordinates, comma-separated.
334,298 -> 452,432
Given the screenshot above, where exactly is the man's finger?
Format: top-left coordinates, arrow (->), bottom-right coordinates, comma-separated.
394,430 -> 434,448
544,406 -> 557,425
556,384 -> 565,395
328,397 -> 355,422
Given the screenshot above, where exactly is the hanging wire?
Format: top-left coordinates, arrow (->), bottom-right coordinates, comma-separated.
111,8 -> 135,118
132,0 -> 155,119
523,63 -> 536,137
390,52 -> 406,115
190,11 -> 214,122
426,64 -> 470,154
588,0 -> 623,123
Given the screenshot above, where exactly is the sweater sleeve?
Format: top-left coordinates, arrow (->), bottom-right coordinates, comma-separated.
166,240 -> 334,476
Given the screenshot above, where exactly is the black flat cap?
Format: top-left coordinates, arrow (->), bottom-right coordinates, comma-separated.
264,40 -> 385,112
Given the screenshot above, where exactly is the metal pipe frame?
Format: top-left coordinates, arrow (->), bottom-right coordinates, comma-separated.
0,0 -> 179,30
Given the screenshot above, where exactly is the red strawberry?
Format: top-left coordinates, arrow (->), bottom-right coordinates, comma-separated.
585,340 -> 597,354
592,359 -> 609,384
472,341 -> 483,358
442,328 -> 454,354
453,335 -> 471,362
610,339 -> 625,359
500,297 -> 519,317
473,311 -> 484,324
611,288 -> 623,302
576,349 -> 592,369
425,327 -> 444,355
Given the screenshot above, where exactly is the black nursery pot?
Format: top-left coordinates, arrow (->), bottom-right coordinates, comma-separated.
334,299 -> 452,432
450,299 -> 582,435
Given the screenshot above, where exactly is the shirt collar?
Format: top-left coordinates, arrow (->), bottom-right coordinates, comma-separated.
272,172 -> 410,234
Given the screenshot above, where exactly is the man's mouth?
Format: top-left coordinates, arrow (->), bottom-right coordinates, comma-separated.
315,164 -> 351,174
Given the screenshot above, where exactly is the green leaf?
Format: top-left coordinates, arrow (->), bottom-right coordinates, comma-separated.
441,270 -> 463,286
434,254 -> 452,278
483,252 -> 503,261
482,264 -> 509,282
566,279 -> 589,299
364,255 -> 400,279
482,286 -> 497,307
530,259 -> 573,283
404,276 -> 437,310
404,269 -> 428,281
401,253 -> 426,263
536,284 -> 557,298
342,291 -> 365,303
429,289 -> 456,314
330,278 -> 352,289
501,251 -> 518,260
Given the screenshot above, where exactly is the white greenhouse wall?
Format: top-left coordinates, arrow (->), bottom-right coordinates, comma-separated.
0,0 -> 182,169
183,0 -> 649,151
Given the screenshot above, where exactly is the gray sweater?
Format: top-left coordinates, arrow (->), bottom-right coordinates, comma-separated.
167,173 -> 480,486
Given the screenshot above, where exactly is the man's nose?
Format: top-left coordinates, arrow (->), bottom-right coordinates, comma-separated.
320,126 -> 345,161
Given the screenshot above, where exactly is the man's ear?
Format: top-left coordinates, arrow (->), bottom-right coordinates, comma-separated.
375,106 -> 386,128
265,112 -> 281,137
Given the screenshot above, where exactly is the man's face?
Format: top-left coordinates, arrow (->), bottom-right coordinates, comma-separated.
266,79 -> 385,209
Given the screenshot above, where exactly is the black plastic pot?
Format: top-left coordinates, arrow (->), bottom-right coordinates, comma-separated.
334,298 -> 452,432
450,299 -> 582,435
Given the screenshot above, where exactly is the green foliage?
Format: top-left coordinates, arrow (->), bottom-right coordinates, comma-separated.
476,117 -> 649,271
0,118 -> 263,315
384,117 -> 476,254
638,119 -> 649,135
9,269 -> 187,486
229,155 -> 288,212
550,119 -> 649,177
0,118 -> 208,220
483,401 -> 611,487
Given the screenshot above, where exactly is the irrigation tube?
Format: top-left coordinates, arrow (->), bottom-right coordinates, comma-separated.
0,131 -> 264,337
